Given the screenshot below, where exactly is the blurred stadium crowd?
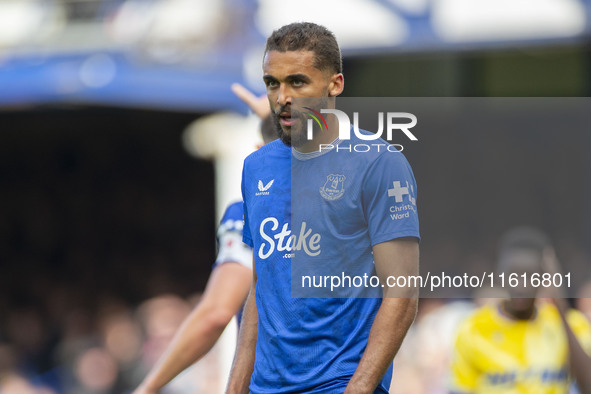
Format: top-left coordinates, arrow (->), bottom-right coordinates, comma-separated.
2,291 -> 591,393
0,290 -> 221,393
0,109 -> 221,393
0,0 -> 231,51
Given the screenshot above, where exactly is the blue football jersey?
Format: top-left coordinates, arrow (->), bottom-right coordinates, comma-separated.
242,131 -> 419,393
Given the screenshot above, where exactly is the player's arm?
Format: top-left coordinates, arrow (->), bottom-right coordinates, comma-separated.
561,313 -> 591,394
543,250 -> 591,393
345,237 -> 419,394
226,256 -> 258,394
133,262 -> 251,394
554,300 -> 591,394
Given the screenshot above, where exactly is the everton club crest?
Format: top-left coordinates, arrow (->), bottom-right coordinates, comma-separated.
320,174 -> 346,201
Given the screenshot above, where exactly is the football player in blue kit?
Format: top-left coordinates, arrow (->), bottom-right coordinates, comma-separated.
227,22 -> 420,394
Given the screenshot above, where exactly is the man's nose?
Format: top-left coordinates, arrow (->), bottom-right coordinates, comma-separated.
277,84 -> 291,107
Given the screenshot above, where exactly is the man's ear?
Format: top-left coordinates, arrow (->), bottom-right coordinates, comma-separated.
328,73 -> 344,97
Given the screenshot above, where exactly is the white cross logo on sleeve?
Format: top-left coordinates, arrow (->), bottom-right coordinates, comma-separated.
388,181 -> 409,202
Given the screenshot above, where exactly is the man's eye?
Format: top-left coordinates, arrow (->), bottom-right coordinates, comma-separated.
292,80 -> 304,87
266,80 -> 278,88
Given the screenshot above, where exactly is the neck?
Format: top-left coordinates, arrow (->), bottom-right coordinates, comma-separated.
501,299 -> 536,320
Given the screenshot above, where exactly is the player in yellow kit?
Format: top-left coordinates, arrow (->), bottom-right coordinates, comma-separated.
450,227 -> 591,394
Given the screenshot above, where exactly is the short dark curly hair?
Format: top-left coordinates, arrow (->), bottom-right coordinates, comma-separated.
264,22 -> 342,75
499,226 -> 550,256
496,226 -> 551,273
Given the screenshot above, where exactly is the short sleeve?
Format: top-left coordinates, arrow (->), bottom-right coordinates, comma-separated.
241,165 -> 254,248
449,322 -> 480,393
215,231 -> 252,268
362,151 -> 420,246
214,202 -> 252,268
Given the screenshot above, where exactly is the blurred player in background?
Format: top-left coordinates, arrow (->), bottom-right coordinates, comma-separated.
450,226 -> 591,393
133,84 -> 272,394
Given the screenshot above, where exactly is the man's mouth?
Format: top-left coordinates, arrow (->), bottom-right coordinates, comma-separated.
279,112 -> 295,127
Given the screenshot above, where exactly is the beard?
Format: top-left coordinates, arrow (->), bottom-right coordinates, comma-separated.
271,112 -> 293,147
271,106 -> 306,148
271,114 -> 308,148
273,96 -> 329,148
